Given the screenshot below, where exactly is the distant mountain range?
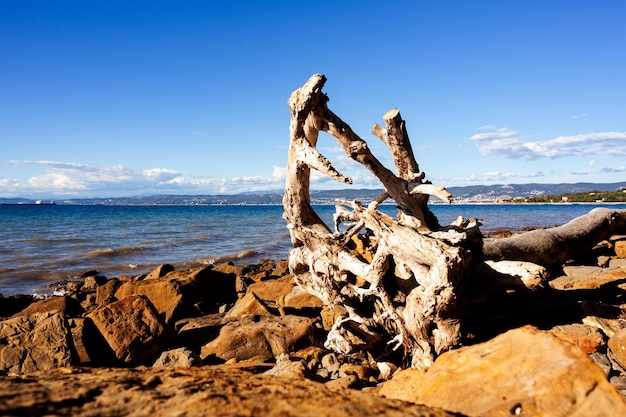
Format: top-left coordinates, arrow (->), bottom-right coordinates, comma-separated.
2,182 -> 626,206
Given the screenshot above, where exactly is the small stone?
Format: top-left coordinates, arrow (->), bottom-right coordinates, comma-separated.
325,374 -> 359,390
609,258 -> 626,269
376,361 -> 398,381
598,256 -> 611,267
225,291 -> 272,318
339,363 -> 372,380
262,354 -> 307,378
610,375 -> 626,397
582,301 -> 624,338
83,275 -> 107,290
321,352 -> 341,374
145,264 -> 175,280
95,278 -> 121,306
615,240 -> 626,258
244,275 -> 295,309
549,323 -> 605,354
589,352 -> 612,377
153,348 -> 202,368
608,327 -> 626,370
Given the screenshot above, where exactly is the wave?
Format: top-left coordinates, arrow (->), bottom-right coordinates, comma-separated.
195,248 -> 260,266
87,246 -> 152,259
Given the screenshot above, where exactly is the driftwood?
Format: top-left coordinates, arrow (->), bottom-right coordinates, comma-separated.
282,74 -> 626,369
283,74 -> 479,368
483,207 -> 626,270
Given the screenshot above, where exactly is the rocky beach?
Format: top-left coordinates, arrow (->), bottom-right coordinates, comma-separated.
1,228 -> 626,416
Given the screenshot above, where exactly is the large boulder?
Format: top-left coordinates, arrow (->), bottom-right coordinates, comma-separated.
380,325 -> 626,417
200,314 -> 321,362
0,365 -> 459,417
114,266 -> 237,324
0,311 -> 73,374
227,273 -> 323,317
174,313 -> 225,351
85,295 -> 175,365
11,295 -> 83,318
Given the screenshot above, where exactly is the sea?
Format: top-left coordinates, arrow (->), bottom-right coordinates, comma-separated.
1,202 -> 625,296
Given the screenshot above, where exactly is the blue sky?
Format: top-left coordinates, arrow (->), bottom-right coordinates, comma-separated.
1,1 -> 625,198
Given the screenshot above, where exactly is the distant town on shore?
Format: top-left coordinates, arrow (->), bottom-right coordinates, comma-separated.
2,181 -> 626,206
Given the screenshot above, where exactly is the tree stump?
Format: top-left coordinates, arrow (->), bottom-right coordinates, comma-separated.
282,74 -> 479,368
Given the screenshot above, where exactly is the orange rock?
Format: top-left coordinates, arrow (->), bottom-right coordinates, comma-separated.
114,266 -> 237,324
200,314 -> 320,362
608,328 -> 626,370
380,326 -> 626,417
225,291 -> 272,318
550,265 -> 626,290
549,323 -> 605,354
282,285 -> 324,311
245,275 -> 295,309
11,295 -> 83,318
0,311 -> 73,373
86,294 -> 175,365
95,278 -> 121,305
0,365 -> 459,417
144,263 -> 175,280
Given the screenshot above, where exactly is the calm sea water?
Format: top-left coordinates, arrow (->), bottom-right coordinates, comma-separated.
1,203 -> 625,296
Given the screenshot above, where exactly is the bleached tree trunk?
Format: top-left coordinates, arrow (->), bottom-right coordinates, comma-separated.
483,207 -> 626,270
283,74 -> 478,368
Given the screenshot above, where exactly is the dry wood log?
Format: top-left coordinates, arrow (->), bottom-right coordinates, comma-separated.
483,208 -> 626,270
283,74 -> 478,368
283,75 -> 626,371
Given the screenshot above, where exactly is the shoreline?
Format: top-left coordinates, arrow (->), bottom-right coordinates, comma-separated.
2,245 -> 626,415
2,206 -> 626,415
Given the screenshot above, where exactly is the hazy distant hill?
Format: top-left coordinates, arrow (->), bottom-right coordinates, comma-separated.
447,182 -> 626,202
3,182 -> 626,206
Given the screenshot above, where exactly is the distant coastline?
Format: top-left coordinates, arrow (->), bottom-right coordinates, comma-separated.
1,181 -> 625,206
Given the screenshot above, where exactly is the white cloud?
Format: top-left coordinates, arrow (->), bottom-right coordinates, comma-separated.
446,173 -> 478,184
1,160 -> 291,197
470,127 -> 518,142
470,127 -> 626,160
